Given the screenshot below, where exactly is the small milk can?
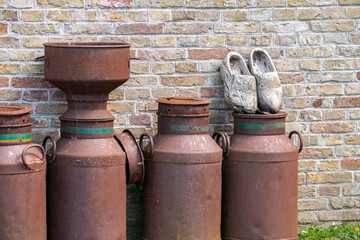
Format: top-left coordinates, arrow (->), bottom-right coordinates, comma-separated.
0,103 -> 47,240
221,112 -> 302,240
141,97 -> 228,240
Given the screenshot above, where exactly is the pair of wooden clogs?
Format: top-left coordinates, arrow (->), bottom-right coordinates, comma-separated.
220,48 -> 283,114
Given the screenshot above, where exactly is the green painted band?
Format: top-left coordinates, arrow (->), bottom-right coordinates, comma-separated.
61,126 -> 114,134
234,122 -> 285,130
170,125 -> 209,132
0,133 -> 31,140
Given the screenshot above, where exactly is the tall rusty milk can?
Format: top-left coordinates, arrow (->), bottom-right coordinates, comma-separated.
141,97 -> 228,240
221,112 -> 303,240
39,42 -> 141,239
0,103 -> 47,240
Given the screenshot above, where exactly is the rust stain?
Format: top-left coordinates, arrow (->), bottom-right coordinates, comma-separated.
313,98 -> 323,108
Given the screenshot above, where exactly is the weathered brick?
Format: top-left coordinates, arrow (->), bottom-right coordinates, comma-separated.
35,103 -> 67,114
50,90 -> 65,100
151,88 -> 175,98
301,135 -> 319,146
275,34 -> 296,45
347,8 -> 360,18
129,36 -> 150,47
250,35 -> 271,46
116,23 -> 163,34
109,88 -> 124,100
308,72 -> 353,83
21,10 -> 44,22
175,87 -> 198,97
12,77 -> 52,88
336,146 -> 360,157
203,36 -> 225,47
344,184 -> 360,196
149,10 -> 171,21
285,98 -> 325,109
342,159 -> 360,170
185,0 -> 236,8
298,160 -> 316,171
318,160 -> 340,171
137,101 -> 157,112
136,0 -> 181,7
47,10 -> 71,21
336,46 -> 360,56
198,10 -> 220,21
200,87 -> 223,98
99,10 -> 123,21
311,122 -> 354,133
0,90 -> 21,101
299,59 -> 320,71
289,0 -> 336,6
0,10 -> 18,21
24,90 -> 47,102
252,0 -> 285,6
0,77 -> 9,87
296,85 -> 317,96
64,23 -> 112,34
153,36 -> 176,47
299,199 -> 328,211
350,33 -> 360,44
278,73 -> 304,84
130,62 -> 149,74
324,59 -> 345,70
73,10 -> 97,21
12,23 -> 61,34
23,37 -> 48,48
215,22 -> 259,33
8,0 -> 33,8
151,62 -> 174,74
200,60 -> 221,72
0,63 -> 20,74
286,122 -> 306,134
138,49 -> 186,61
345,134 -> 360,145
287,47 -> 333,58
176,62 -> 197,73
299,110 -> 321,121
299,34 -> 322,45
350,110 -> 360,119
322,134 -> 342,146
299,186 -> 316,198
173,10 -> 196,21
320,85 -> 343,95
161,75 -> 206,86
274,9 -> 296,20
88,0 -> 133,8
298,212 -> 318,224
32,117 -> 48,128
342,210 -> 360,221
323,7 -> 346,19
178,36 -> 201,47
282,85 -> 294,96
319,186 -> 341,196
319,211 -> 341,221
307,172 -> 352,183
340,0 -> 360,4
0,24 -> 9,35
298,173 -> 306,185
9,49 -> 35,61
165,23 -> 212,34
323,110 -> 346,120
334,97 -> 360,107
130,114 -> 151,125
300,148 -> 334,159
189,48 -> 230,59
123,76 -> 158,86
262,22 -> 308,32
331,197 -> 360,209
37,0 -> 84,7
107,102 -> 135,113
223,10 -> 247,21
226,35 -> 248,46
325,33 -> 347,44
285,110 -> 297,121
312,20 -> 355,32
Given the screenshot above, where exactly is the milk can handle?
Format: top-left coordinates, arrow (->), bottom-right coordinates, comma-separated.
42,136 -> 56,163
34,56 -> 49,66
22,144 -> 46,171
288,131 -> 303,153
139,133 -> 154,157
212,131 -> 230,157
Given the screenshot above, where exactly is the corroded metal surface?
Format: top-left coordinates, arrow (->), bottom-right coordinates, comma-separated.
143,97 -> 222,240
0,103 -> 46,240
222,112 -> 302,240
42,42 -> 130,239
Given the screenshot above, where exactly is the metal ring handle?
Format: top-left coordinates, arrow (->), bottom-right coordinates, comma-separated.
42,136 -> 56,163
22,144 -> 46,171
139,133 -> 154,157
212,131 -> 230,157
289,130 -> 303,153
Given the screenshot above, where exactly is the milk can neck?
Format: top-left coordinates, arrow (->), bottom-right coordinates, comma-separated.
233,112 -> 287,135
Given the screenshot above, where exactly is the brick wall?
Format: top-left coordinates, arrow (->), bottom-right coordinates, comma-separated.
1,0 -> 360,236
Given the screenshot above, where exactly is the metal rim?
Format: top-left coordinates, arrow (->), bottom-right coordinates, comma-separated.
43,42 -> 131,48
0,103 -> 33,116
233,112 -> 287,119
156,97 -> 211,105
289,130 -> 303,153
42,136 -> 57,163
22,144 -> 46,171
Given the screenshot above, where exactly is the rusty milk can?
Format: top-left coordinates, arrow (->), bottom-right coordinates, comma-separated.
141,97 -> 228,240
39,42 -> 143,239
221,112 -> 303,240
0,103 -> 47,240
